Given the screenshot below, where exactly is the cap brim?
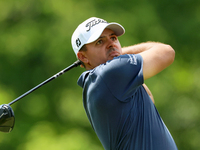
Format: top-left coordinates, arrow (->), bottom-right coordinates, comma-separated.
86,22 -> 125,44
106,23 -> 125,37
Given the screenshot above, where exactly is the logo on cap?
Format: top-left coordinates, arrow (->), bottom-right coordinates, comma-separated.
76,38 -> 81,48
85,18 -> 108,32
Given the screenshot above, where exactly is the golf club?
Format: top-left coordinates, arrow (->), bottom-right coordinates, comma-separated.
0,60 -> 82,133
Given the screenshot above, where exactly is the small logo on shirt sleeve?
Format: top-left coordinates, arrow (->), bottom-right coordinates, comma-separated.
128,54 -> 137,65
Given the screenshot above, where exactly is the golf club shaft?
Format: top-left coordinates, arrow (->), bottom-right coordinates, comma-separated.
8,60 -> 81,106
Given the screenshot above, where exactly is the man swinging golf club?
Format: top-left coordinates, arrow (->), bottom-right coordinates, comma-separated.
72,17 -> 178,150
0,16 -> 178,150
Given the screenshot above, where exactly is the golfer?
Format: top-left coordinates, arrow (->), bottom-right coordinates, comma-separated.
71,17 -> 178,150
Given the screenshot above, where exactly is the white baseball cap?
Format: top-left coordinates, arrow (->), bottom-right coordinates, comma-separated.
71,17 -> 125,56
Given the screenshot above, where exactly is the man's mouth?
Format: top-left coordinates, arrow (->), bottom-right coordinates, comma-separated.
109,51 -> 120,57
107,48 -> 120,58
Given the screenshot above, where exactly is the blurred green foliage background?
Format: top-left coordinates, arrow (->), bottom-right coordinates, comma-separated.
0,0 -> 200,149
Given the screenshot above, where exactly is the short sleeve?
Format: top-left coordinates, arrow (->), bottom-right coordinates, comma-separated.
99,54 -> 144,101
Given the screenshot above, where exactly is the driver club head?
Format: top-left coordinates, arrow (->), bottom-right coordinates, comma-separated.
0,60 -> 81,133
0,104 -> 15,133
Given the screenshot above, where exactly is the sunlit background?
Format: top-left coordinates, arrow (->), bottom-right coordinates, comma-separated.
0,0 -> 200,149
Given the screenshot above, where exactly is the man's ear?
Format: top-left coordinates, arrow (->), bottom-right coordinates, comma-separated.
77,51 -> 88,64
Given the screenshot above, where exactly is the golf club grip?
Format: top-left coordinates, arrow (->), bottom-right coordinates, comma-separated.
8,60 -> 82,106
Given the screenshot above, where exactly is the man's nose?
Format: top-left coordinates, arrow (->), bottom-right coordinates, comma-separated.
106,39 -> 115,49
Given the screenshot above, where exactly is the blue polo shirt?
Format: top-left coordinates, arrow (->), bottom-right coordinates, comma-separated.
78,54 -> 178,150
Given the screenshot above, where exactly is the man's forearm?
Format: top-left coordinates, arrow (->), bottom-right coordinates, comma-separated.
122,41 -> 162,55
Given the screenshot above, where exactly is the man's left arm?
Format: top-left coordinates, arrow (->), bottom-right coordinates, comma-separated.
122,41 -> 175,80
122,42 -> 162,104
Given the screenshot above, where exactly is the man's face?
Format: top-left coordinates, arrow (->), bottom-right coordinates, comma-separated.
78,28 -> 122,69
